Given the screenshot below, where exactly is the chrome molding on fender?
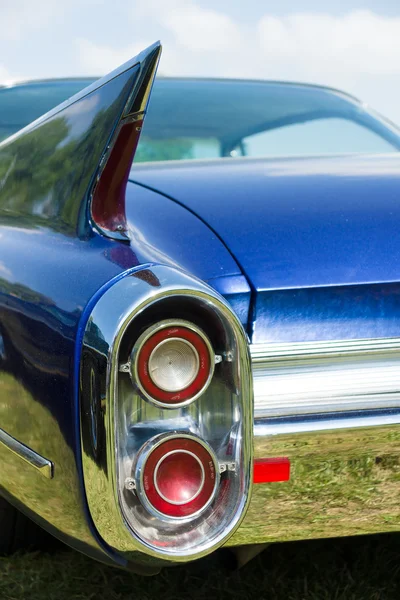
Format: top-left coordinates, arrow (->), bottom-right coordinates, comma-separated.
0,427 -> 53,479
251,337 -> 400,418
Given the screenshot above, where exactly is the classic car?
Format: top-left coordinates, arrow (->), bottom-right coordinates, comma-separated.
1,41 -> 400,573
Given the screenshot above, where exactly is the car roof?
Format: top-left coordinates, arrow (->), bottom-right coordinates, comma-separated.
0,76 -> 362,105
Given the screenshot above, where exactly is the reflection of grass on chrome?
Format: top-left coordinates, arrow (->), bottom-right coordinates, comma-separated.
0,372 -> 95,545
2,534 -> 400,600
231,426 -> 400,546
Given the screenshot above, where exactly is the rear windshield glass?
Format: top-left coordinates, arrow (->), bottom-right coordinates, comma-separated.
1,78 -> 399,160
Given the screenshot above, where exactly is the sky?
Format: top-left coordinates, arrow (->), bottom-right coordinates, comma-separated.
1,0 -> 400,124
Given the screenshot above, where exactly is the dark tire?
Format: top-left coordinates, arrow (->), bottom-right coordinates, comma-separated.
0,496 -> 57,555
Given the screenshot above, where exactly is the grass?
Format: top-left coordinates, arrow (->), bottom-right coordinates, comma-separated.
1,534 -> 400,600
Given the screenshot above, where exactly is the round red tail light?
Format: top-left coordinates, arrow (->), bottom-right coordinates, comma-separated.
154,450 -> 205,504
135,435 -> 219,519
131,320 -> 214,407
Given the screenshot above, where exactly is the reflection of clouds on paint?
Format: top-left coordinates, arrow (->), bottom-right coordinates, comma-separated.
1,225 -> 42,235
63,94 -> 100,140
66,94 -> 99,117
0,261 -> 12,278
253,154 -> 400,179
127,222 -> 181,269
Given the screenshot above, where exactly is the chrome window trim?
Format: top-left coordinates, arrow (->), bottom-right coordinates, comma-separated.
0,427 -> 53,479
251,337 -> 400,418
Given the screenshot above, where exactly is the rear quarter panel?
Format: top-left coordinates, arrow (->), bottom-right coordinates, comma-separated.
0,181 -> 250,562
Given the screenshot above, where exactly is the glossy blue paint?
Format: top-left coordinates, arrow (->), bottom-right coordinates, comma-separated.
0,44 -> 163,569
207,273 -> 251,331
252,282 -> 400,343
0,225 -> 134,564
125,182 -> 251,327
0,41 -> 249,567
129,154 -> 400,291
130,153 -> 400,342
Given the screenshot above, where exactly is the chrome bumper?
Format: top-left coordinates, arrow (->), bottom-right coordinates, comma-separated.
228,411 -> 400,546
228,338 -> 400,546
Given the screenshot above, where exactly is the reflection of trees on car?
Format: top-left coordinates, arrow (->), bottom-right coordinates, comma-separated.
0,94 -> 124,234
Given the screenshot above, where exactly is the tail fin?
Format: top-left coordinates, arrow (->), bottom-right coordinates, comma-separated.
0,42 -> 161,238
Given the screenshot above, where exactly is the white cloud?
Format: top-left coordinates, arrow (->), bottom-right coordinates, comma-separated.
0,0 -> 104,42
75,37 -> 195,79
257,11 -> 400,79
0,64 -> 21,85
74,38 -> 148,75
0,0 -> 61,42
0,65 -> 11,84
153,0 -> 243,52
75,0 -> 243,75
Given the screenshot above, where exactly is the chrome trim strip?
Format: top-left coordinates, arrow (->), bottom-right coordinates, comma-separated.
251,337 -> 400,361
0,427 -> 53,479
254,410 -> 400,437
251,337 -> 400,418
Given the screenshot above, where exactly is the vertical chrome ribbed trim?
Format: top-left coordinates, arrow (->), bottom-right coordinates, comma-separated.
251,337 -> 400,418
0,427 -> 53,479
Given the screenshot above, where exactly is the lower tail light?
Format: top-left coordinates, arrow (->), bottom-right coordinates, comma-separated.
134,434 -> 219,519
131,320 -> 214,407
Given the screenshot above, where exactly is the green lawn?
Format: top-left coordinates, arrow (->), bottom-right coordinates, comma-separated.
1,534 -> 400,600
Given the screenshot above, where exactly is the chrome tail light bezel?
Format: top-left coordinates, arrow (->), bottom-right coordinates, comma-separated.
79,265 -> 253,567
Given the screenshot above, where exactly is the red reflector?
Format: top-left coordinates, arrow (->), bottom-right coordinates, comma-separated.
253,457 -> 290,484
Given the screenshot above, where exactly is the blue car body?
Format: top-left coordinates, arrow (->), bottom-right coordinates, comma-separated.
129,154 -> 400,342
1,42 -> 400,571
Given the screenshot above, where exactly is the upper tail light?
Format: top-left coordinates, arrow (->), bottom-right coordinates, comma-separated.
131,320 -> 214,407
